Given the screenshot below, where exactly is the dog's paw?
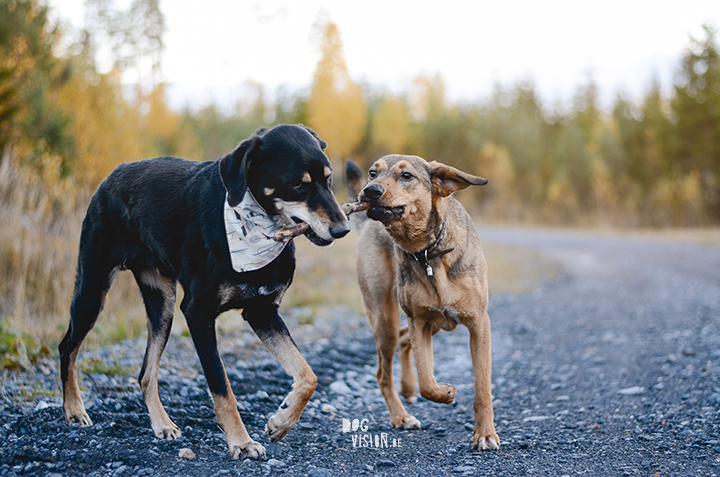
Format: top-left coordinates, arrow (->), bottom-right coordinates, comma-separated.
472,434 -> 500,451
443,383 -> 457,405
231,441 -> 266,460
65,411 -> 93,426
265,406 -> 297,442
153,423 -> 182,440
390,415 -> 422,430
404,395 -> 418,405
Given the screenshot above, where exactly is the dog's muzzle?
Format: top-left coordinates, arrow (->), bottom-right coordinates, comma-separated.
361,184 -> 405,223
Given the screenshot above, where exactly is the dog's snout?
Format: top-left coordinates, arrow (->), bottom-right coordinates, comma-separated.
329,222 -> 351,239
362,184 -> 384,201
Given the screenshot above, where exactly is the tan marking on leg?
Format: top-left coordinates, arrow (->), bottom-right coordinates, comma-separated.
212,377 -> 266,460
409,318 -> 456,404
138,271 -> 180,439
63,347 -> 92,426
141,335 -> 180,439
469,313 -> 500,450
259,333 -> 317,442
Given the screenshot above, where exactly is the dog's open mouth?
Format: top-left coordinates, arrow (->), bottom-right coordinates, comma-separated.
367,205 -> 406,223
291,217 -> 334,246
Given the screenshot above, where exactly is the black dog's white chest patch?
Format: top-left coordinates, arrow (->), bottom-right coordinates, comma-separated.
224,191 -> 290,273
217,282 -> 287,308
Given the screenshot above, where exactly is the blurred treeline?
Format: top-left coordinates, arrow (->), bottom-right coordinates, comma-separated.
0,0 -> 719,339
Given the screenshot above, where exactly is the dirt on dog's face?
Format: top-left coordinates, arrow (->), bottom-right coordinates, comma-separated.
360,155 -> 434,227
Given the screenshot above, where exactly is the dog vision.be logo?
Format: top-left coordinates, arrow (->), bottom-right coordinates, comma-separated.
342,418 -> 402,449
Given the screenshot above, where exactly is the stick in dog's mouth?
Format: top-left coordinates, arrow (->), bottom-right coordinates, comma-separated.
273,201 -> 371,242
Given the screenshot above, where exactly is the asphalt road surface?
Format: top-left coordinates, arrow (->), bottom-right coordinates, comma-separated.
2,227 -> 720,476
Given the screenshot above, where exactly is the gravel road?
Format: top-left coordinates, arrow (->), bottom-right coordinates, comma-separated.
2,227 -> 720,476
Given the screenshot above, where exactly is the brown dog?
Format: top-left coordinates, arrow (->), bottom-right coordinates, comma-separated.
347,155 -> 500,451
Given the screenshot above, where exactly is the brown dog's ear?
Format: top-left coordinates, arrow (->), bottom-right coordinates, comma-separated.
428,161 -> 488,197
219,135 -> 261,207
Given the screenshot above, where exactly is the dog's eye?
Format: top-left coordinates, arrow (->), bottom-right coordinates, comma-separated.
401,172 -> 414,180
368,170 -> 377,179
291,182 -> 306,190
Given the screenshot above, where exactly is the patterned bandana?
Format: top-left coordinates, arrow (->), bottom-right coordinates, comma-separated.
223,191 -> 290,273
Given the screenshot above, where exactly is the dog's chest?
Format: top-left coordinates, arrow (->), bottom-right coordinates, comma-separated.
426,305 -> 461,331
217,282 -> 287,307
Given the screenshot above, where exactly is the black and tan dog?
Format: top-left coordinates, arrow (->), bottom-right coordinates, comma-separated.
59,124 -> 350,460
347,155 -> 500,451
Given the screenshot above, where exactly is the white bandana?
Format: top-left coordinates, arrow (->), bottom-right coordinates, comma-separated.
223,191 -> 290,273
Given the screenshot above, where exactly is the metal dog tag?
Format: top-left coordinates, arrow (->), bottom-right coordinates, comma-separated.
426,264 -> 433,276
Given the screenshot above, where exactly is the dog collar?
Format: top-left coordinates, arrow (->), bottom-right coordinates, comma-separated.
223,191 -> 290,273
406,219 -> 455,277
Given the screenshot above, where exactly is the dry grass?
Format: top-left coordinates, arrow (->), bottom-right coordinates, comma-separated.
0,157 -> 148,351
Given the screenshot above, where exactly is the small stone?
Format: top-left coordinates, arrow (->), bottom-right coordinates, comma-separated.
320,403 -> 337,414
329,380 -> 353,395
453,466 -> 476,473
308,469 -> 330,477
177,448 -> 196,460
376,460 -> 395,468
267,458 -> 285,467
523,415 -> 551,422
617,386 -> 645,395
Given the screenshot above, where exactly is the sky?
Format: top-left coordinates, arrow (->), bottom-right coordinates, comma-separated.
48,0 -> 720,111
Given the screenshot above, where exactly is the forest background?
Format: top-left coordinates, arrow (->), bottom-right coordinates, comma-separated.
1,0 -> 720,359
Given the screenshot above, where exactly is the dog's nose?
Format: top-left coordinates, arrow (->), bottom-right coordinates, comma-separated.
362,184 -> 384,201
329,222 -> 351,239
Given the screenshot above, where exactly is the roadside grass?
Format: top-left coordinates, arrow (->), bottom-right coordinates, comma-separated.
79,354 -> 134,377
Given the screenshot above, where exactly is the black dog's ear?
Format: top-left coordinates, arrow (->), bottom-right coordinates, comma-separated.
219,135 -> 261,207
300,125 -> 328,150
427,161 -> 488,197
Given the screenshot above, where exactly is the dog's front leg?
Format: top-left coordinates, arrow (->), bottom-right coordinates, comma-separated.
407,317 -> 457,404
468,312 -> 500,450
185,305 -> 265,460
244,302 -> 317,442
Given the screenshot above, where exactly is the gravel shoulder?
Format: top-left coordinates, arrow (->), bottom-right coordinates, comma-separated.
2,227 -> 720,476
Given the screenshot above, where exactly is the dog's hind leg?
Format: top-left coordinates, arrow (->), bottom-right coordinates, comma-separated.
182,298 -> 265,460
408,317 -> 457,405
243,302 -> 317,443
60,243 -> 118,426
133,268 -> 181,440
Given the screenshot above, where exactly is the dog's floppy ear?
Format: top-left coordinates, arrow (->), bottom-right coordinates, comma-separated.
219,135 -> 261,207
428,161 -> 488,197
300,125 -> 328,150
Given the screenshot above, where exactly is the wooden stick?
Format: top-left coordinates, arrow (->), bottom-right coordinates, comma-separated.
273,201 -> 370,242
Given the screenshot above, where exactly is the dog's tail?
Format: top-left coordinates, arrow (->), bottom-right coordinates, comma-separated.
346,159 -> 369,231
346,159 -> 365,201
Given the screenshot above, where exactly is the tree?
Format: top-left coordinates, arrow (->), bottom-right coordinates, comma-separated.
307,21 -> 367,167
671,24 -> 720,220
0,0 -> 74,175
371,94 -> 411,155
84,0 -> 166,87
